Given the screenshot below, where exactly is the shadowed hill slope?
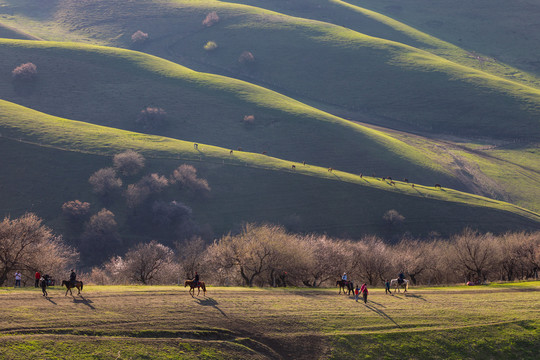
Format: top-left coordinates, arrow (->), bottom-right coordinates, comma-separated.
1,100 -> 539,242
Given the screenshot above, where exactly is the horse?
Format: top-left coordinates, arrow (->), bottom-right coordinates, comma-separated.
389,278 -> 408,293
185,280 -> 206,297
336,280 -> 354,295
62,280 -> 83,296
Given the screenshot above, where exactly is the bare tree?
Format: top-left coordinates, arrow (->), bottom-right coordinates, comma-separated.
202,11 -> 220,27
131,30 -> 148,43
124,240 -> 175,284
62,200 -> 91,221
0,213 -> 78,286
113,150 -> 145,176
12,62 -> 37,81
176,236 -> 206,280
450,229 -> 499,282
299,234 -> 347,287
352,235 -> 390,285
89,168 -> 122,196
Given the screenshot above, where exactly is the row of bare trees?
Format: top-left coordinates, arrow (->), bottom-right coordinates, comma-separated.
88,224 -> 539,287
0,213 -> 78,287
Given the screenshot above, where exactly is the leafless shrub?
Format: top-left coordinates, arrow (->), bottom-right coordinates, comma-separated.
124,174 -> 168,208
383,209 -> 405,227
176,236 -> 206,280
113,150 -> 145,176
202,11 -> 220,27
124,240 -> 176,284
204,41 -> 218,51
170,164 -> 210,195
243,115 -> 255,124
151,200 -> 192,227
12,62 -> 37,81
238,51 -> 255,64
131,30 -> 148,43
136,107 -> 166,130
80,209 -> 121,262
62,200 -> 91,220
88,168 -> 122,196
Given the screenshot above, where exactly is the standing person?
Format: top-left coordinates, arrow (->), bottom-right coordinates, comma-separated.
40,275 -> 49,297
361,283 -> 369,304
14,271 -> 22,287
35,271 -> 41,288
385,279 -> 391,294
354,285 -> 360,302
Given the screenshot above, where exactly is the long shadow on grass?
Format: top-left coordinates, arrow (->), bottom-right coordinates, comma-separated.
44,296 -> 57,305
405,293 -> 427,301
196,297 -> 227,317
364,303 -> 401,328
73,295 -> 96,310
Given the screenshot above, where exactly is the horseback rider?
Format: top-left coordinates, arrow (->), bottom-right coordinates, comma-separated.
342,272 -> 348,285
398,270 -> 405,285
193,272 -> 200,287
70,269 -> 77,287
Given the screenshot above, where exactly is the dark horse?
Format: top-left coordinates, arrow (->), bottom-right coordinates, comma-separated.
62,280 -> 83,296
185,280 -> 206,297
336,280 -> 354,295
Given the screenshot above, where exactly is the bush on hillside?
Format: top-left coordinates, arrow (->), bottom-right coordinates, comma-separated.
80,209 -> 121,263
136,107 -> 167,130
88,168 -> 122,196
170,164 -> 210,195
243,115 -> 255,125
62,200 -> 91,220
131,30 -> 149,43
124,173 -> 168,208
151,200 -> 192,227
12,62 -> 37,81
204,41 -> 218,51
238,51 -> 255,64
202,11 -> 220,27
113,150 -> 145,176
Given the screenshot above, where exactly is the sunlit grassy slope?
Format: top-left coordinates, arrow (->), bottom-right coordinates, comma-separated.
0,0 -> 539,139
0,38 -> 459,187
1,99 -> 539,238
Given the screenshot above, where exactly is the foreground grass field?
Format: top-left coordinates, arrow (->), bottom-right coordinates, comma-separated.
0,282 -> 538,359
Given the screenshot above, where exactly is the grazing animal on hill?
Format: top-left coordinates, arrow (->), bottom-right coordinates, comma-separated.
389,278 -> 409,293
302,161 -> 306,166
291,165 -> 296,170
229,150 -> 233,155
336,280 -> 354,295
389,181 -> 395,186
237,147 -> 243,151
328,168 -> 333,172
194,143 -> 198,150
185,280 -> 206,297
403,178 -> 408,183
62,280 -> 83,296
412,184 -> 415,188
359,173 -> 362,178
435,184 -> 442,189
262,151 -> 267,155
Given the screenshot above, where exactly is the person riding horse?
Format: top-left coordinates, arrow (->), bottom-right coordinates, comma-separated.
192,272 -> 200,287
70,269 -> 77,287
398,271 -> 405,285
342,272 -> 348,284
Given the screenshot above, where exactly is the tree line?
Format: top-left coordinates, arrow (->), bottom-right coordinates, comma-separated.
88,224 -> 539,287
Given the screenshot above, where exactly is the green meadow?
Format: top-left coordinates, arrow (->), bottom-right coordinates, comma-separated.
0,282 -> 538,359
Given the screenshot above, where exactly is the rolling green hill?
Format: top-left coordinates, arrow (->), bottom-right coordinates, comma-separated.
1,99 -> 539,248
0,0 -> 539,139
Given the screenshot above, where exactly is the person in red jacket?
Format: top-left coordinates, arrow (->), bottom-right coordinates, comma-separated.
361,283 -> 368,304
354,285 -> 360,302
35,271 -> 41,288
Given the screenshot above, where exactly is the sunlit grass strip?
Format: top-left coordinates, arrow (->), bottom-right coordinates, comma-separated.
1,99 -> 539,223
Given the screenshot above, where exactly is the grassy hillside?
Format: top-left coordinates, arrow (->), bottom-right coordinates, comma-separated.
1,100 -> 539,243
0,39 -> 460,187
0,283 -> 538,359
0,0 -> 539,139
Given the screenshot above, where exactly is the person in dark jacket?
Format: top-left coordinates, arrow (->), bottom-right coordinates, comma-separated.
193,272 -> 200,287
41,274 -> 49,297
70,269 -> 77,287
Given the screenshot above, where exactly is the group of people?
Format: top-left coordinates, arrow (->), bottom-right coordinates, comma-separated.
343,270 -> 408,302
13,269 -> 77,297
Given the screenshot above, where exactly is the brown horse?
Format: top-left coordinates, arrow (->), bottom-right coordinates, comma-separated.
185,280 -> 206,297
336,280 -> 354,295
62,280 -> 83,296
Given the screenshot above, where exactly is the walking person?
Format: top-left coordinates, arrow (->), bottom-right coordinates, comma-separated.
354,285 -> 360,302
385,279 -> 391,294
40,275 -> 49,297
361,283 -> 369,304
14,271 -> 22,287
35,271 -> 41,288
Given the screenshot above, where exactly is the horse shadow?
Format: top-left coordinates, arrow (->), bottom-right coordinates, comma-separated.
196,297 -> 227,318
364,303 -> 401,328
73,295 -> 95,310
367,299 -> 385,307
405,293 -> 427,301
